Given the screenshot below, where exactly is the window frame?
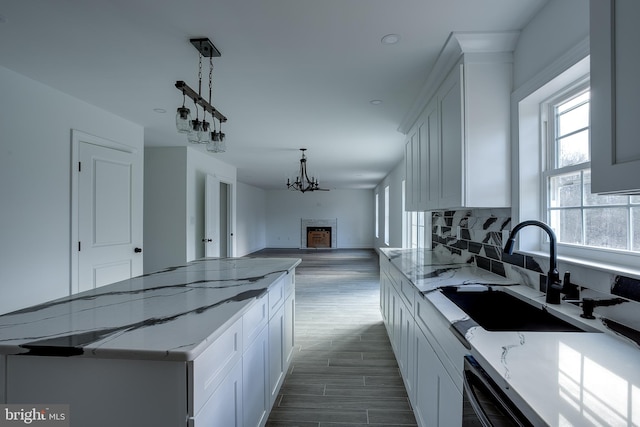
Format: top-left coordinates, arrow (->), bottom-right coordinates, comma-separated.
514,52 -> 640,271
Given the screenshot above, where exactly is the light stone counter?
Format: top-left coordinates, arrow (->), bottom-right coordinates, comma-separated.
380,247 -> 640,426
0,257 -> 301,361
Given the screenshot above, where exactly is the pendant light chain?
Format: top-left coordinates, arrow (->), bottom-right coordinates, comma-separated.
197,52 -> 203,99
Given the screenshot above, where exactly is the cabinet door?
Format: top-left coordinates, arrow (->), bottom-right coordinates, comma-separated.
405,138 -> 414,211
424,97 -> 440,210
413,328 -> 462,427
190,360 -> 243,427
398,300 -> 415,399
437,366 -> 463,427
414,329 -> 439,427
438,65 -> 464,209
284,293 -> 295,366
243,326 -> 269,427
268,304 -> 285,406
591,0 -> 640,194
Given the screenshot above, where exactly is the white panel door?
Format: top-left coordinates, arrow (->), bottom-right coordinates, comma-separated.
205,174 -> 220,257
77,138 -> 141,292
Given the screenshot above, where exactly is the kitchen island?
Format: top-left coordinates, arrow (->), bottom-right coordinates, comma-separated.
0,256 -> 301,427
380,247 -> 640,426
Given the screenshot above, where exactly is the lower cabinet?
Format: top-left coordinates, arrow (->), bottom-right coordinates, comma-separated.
244,325 -> 270,427
3,272 -> 296,427
414,327 -> 462,427
380,261 -> 463,427
190,360 -> 243,426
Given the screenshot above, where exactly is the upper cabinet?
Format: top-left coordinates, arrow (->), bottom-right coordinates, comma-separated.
590,0 -> 640,194
403,32 -> 515,211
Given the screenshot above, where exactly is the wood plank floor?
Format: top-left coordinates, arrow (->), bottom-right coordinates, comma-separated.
249,248 -> 417,427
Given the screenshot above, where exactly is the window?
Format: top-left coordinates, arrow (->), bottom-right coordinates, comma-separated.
544,88 -> 640,254
375,193 -> 379,238
408,212 -> 426,249
384,186 -> 390,245
402,180 -> 408,248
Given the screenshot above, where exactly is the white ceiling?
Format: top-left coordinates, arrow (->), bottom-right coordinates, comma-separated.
0,0 -> 548,190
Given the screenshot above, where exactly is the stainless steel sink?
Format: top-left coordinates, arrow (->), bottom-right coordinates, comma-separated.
440,286 -> 586,332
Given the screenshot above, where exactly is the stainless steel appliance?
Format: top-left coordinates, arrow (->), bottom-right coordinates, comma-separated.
462,355 -> 534,426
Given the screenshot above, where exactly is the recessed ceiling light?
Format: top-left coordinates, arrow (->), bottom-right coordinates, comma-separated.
153,108 -> 167,113
381,34 -> 400,45
370,99 -> 383,105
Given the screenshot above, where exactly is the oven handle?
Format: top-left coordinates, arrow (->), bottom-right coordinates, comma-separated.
463,367 -> 493,427
463,356 -> 529,427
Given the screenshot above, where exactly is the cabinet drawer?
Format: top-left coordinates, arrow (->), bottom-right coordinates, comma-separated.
269,276 -> 286,317
389,266 -> 415,314
189,316 -> 242,417
244,294 -> 269,350
379,256 -> 391,276
284,271 -> 295,298
398,277 -> 415,314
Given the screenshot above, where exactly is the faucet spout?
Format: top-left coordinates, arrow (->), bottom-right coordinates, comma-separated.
504,220 -> 561,304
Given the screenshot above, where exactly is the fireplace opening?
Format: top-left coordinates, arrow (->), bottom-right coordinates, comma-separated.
306,227 -> 331,248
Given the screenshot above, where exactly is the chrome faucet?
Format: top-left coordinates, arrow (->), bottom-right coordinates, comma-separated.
503,220 -> 563,304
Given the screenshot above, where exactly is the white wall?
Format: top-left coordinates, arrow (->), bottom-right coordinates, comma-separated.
513,0 -> 589,90
373,160 -> 405,250
186,148 -> 237,261
0,66 -> 144,315
143,146 -> 237,272
144,147 -> 188,273
265,189 -> 374,249
235,182 -> 267,256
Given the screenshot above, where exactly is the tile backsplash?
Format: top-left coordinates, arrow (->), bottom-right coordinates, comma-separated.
431,209 -> 640,303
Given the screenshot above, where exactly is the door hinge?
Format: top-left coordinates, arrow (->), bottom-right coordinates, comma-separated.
78,162 -> 81,172
78,241 -> 81,251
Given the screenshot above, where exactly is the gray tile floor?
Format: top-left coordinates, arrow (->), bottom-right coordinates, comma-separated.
250,249 -> 417,427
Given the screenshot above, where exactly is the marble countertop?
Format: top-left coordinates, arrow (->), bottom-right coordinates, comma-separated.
380,247 -> 516,292
381,247 -> 640,426
0,257 -> 301,362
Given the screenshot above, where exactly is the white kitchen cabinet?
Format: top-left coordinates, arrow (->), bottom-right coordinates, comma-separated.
414,327 -> 461,427
269,303 -> 285,406
417,327 -> 463,427
403,32 -> 513,211
269,272 -> 295,407
404,107 -> 431,212
436,59 -> 512,209
190,360 -> 243,427
380,257 -> 465,427
397,299 -> 415,398
243,325 -> 270,427
284,289 -> 295,367
590,0 -> 640,194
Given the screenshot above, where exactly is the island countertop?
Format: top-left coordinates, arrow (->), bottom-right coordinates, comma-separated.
0,257 -> 301,362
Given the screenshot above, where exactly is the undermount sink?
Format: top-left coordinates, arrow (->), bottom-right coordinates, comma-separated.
440,286 -> 586,332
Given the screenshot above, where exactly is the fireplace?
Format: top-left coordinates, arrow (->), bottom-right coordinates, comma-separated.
307,227 -> 331,248
301,219 -> 337,248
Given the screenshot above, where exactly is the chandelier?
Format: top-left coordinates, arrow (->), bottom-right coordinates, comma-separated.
286,149 -> 329,193
175,38 -> 227,153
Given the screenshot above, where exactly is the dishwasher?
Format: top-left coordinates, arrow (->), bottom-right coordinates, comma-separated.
462,355 -> 535,426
